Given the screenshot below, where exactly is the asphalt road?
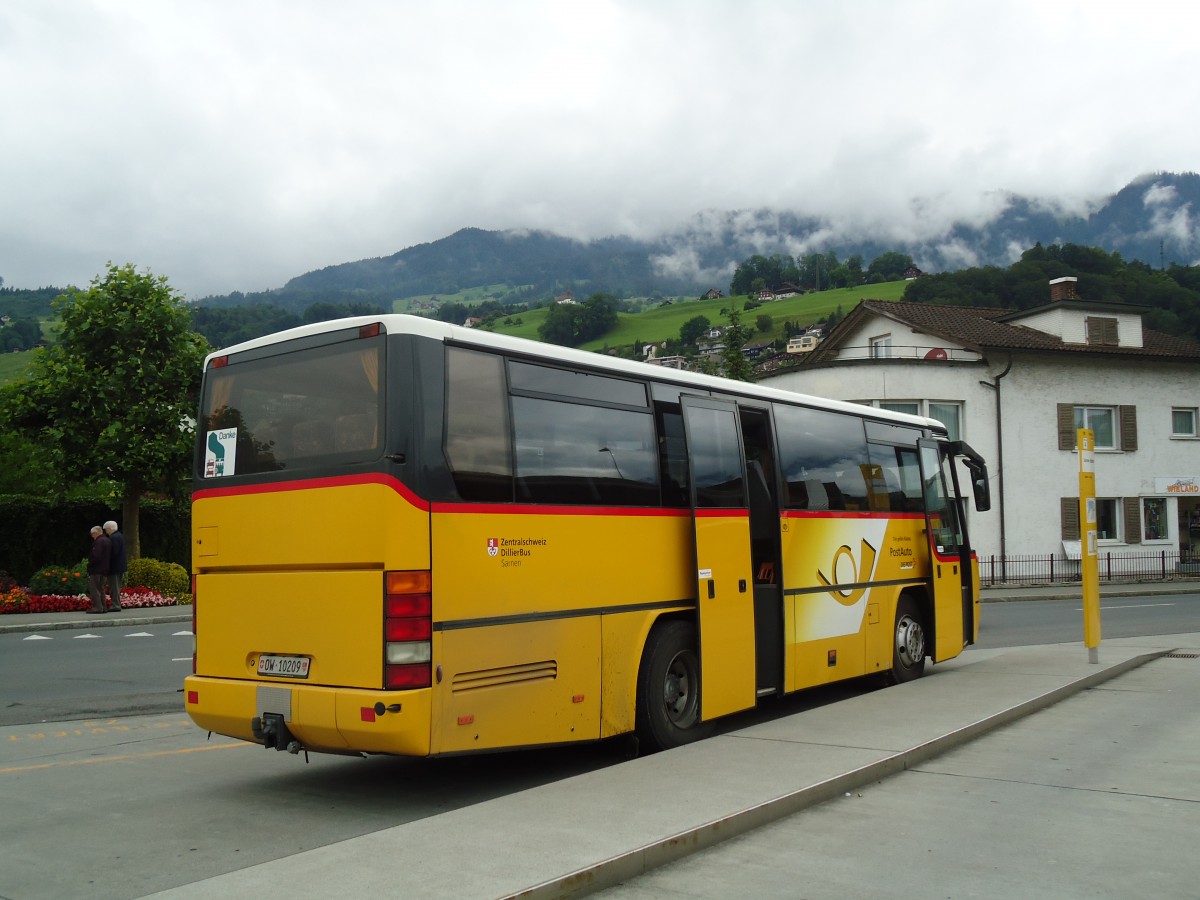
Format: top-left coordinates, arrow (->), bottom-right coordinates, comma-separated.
3,591 -> 1199,726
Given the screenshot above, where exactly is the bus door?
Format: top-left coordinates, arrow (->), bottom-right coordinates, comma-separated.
680,396 -> 757,721
918,439 -> 974,660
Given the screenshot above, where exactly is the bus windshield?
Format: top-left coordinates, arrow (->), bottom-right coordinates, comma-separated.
198,327 -> 383,478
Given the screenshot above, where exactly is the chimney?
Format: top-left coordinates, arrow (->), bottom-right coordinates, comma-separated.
1049,276 -> 1079,301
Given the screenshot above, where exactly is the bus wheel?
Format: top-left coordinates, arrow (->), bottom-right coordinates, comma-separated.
636,620 -> 707,752
890,595 -> 927,684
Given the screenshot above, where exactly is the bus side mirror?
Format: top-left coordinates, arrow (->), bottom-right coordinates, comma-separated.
967,463 -> 991,512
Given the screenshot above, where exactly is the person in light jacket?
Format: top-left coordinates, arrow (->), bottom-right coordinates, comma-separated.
103,520 -> 126,611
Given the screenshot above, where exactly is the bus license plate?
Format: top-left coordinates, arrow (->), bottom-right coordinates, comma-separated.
257,654 -> 311,679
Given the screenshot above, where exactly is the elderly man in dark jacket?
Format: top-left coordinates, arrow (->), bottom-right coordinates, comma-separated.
86,525 -> 111,614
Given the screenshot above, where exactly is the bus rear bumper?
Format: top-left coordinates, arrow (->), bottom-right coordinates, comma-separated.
184,675 -> 432,757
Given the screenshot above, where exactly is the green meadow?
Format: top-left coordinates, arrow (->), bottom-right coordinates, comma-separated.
482,280 -> 908,349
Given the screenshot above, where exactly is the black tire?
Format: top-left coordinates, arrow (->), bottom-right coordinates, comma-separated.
889,594 -> 927,684
635,620 -> 709,752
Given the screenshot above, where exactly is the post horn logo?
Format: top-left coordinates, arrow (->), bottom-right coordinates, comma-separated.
816,539 -> 878,606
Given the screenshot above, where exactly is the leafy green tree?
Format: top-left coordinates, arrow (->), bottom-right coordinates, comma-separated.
538,301 -> 578,345
679,315 -> 712,345
867,251 -> 916,282
755,313 -> 773,333
537,293 -> 619,346
0,263 -> 210,558
719,305 -> 753,381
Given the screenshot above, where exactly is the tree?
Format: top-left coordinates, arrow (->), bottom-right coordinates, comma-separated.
867,251 -> 916,282
719,305 -> 753,381
0,263 -> 210,559
679,315 -> 712,345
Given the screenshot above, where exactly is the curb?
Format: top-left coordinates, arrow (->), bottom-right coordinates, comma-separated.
512,648 -> 1170,900
0,612 -> 192,635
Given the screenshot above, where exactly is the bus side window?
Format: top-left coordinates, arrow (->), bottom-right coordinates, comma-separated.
445,348 -> 514,503
293,421 -> 333,456
774,403 -> 870,512
656,407 -> 689,507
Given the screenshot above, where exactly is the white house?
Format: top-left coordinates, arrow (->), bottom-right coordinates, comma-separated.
759,277 -> 1200,571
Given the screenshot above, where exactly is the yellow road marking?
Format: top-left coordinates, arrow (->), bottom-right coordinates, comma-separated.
0,740 -> 249,774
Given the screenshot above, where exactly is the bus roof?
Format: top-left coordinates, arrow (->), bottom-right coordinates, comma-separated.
205,314 -> 946,434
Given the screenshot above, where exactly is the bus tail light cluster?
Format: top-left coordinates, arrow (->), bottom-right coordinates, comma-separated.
384,570 -> 432,689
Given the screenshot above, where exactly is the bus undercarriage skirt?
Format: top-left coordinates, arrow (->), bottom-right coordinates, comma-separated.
252,713 -> 302,753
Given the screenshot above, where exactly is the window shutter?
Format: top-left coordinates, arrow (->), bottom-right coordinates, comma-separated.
1060,496 -> 1080,540
1057,403 -> 1076,450
1086,316 -> 1119,346
1119,405 -> 1138,451
1123,497 -> 1141,543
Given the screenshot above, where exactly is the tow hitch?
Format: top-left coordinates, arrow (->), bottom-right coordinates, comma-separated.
252,713 -> 301,753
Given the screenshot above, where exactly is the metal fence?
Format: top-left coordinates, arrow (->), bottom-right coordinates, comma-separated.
980,549 -> 1200,587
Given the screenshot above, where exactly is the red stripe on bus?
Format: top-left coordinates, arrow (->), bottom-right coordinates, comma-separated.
781,509 -> 925,520
193,473 -> 430,511
430,502 -> 692,517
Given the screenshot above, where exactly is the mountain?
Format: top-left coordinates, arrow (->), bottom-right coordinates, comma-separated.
200,172 -> 1200,309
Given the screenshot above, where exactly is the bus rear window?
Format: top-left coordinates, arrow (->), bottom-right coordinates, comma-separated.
199,334 -> 383,477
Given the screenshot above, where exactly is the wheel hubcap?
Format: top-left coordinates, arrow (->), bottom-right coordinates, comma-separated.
896,614 -> 925,668
663,652 -> 697,725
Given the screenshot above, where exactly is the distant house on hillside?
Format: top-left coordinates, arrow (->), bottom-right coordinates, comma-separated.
775,282 -> 803,298
463,316 -> 483,328
553,290 -> 576,305
757,288 -> 776,301
903,266 -> 924,280
701,288 -> 723,300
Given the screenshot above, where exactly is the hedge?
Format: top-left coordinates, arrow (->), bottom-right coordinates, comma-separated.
0,496 -> 190,585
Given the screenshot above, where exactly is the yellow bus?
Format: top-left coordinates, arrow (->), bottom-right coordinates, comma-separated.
184,315 -> 990,757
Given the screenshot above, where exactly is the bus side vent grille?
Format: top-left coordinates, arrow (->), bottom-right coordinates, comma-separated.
1164,652 -> 1199,659
452,660 -> 558,693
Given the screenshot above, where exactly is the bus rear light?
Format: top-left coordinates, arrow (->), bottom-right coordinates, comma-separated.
385,594 -> 431,618
386,641 -> 432,664
385,663 -> 430,690
384,569 -> 432,689
359,323 -> 382,339
386,618 -> 432,641
386,570 -> 431,594
187,690 -> 198,705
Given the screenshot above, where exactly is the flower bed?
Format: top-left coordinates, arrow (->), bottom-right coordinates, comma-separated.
0,586 -> 185,615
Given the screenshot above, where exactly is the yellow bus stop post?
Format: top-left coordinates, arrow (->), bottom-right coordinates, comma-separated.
1078,428 -> 1102,663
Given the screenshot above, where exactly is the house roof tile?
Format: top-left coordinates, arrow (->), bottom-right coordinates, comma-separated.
804,300 -> 1200,363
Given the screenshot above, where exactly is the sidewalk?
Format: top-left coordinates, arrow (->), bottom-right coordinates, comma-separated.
144,632 -> 1199,900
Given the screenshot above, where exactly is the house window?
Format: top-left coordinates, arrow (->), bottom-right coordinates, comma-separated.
1074,406 -> 1115,448
1143,497 -> 1167,542
1057,403 -> 1137,451
1172,407 -> 1198,437
1095,498 -> 1120,541
869,334 -> 892,358
1060,496 -> 1139,543
876,400 -> 962,442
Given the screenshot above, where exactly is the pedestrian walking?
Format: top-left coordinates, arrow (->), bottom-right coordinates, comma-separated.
103,520 -> 126,611
86,525 -> 111,614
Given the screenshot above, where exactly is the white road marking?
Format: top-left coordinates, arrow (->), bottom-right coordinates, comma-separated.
73,634 -> 102,639
172,630 -> 194,636
23,635 -> 52,641
126,632 -> 155,637
1075,603 -> 1177,611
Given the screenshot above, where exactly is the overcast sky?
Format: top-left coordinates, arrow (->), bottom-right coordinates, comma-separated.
2,0 -> 1197,299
